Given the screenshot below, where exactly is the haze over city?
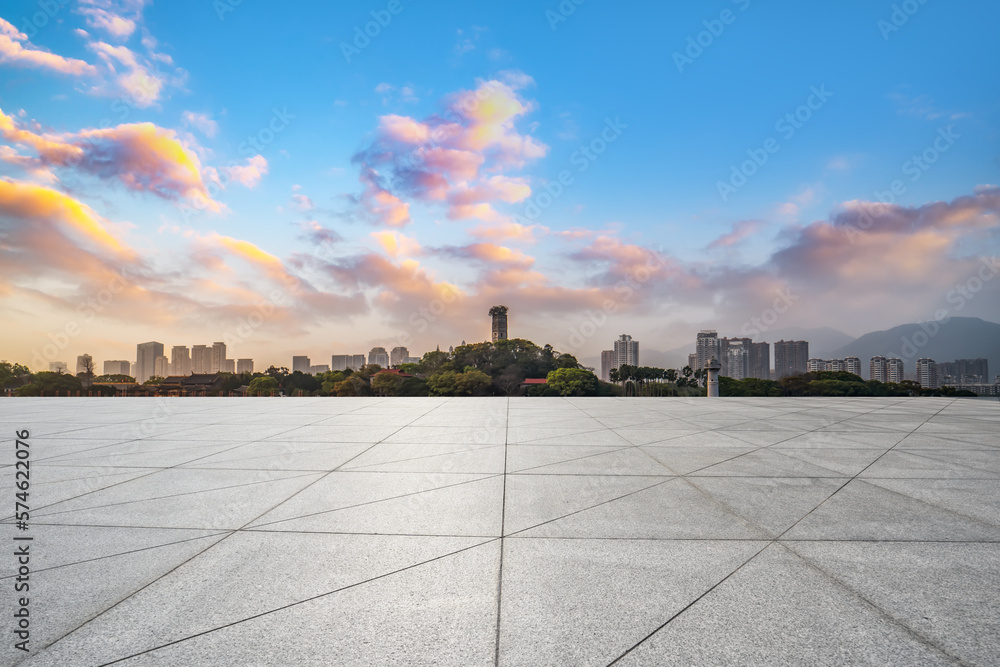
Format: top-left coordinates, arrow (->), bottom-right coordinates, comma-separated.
1,0 -> 998,372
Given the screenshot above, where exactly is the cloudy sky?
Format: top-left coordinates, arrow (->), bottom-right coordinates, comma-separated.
1,0 -> 998,370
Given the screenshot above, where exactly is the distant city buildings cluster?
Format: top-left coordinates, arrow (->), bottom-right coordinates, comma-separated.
29,305 -> 998,397
48,343 -> 253,385
37,305 -> 519,387
297,347 -> 422,375
594,329 -> 996,395
599,334 -> 640,381
687,331 -> 791,381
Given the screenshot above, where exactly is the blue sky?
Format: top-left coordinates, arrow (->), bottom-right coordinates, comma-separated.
1,0 -> 998,370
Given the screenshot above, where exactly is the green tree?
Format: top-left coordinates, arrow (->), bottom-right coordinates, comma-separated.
397,377 -> 430,396
285,371 -> 320,396
417,350 -> 450,375
93,374 -> 136,384
248,376 -> 280,396
496,366 -> 525,396
320,371 -> 347,395
427,370 -> 459,396
0,362 -> 32,388
371,371 -> 405,396
17,372 -> 83,396
454,369 -> 492,396
335,375 -> 371,397
546,368 -> 599,396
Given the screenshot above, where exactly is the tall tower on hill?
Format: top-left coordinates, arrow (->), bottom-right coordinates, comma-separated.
490,305 -> 508,342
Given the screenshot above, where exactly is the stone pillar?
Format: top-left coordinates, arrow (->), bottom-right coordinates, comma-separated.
706,358 -> 721,398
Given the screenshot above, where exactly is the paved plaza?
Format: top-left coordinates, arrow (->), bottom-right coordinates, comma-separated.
1,396 -> 999,666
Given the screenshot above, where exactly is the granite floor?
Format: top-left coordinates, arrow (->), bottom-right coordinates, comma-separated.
1,396 -> 998,666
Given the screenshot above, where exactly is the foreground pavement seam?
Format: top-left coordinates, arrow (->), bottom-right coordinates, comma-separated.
493,395 -> 511,667
604,398 -> 957,665
20,397 -> 445,663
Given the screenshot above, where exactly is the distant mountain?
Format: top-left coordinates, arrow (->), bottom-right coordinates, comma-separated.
759,327 -> 856,359
832,317 -> 1000,380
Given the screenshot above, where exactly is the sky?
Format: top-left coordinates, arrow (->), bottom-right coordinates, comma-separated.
1,0 -> 998,371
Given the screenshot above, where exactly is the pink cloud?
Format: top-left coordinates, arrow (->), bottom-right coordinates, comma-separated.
227,155 -> 268,188
351,74 -> 547,230
0,109 -> 223,210
379,115 -> 431,144
0,18 -> 98,76
708,220 -> 762,249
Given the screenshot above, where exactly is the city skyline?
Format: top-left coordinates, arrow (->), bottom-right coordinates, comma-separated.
29,335 -> 995,394
1,1 -> 998,373
26,320 -> 996,387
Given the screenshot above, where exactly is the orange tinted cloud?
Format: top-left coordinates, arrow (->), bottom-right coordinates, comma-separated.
0,178 -> 134,258
469,220 -> 543,243
570,235 -> 692,288
432,242 -> 535,269
372,231 -> 422,258
0,109 -> 222,211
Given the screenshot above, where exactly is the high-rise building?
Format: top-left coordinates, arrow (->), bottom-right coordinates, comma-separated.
222,359 -> 235,373
489,305 -> 509,342
135,341 -> 164,384
614,335 -> 639,369
723,339 -> 750,379
828,359 -> 846,373
103,360 -> 131,376
390,346 -> 409,367
916,358 -> 939,389
749,342 -> 770,379
236,359 -> 254,374
938,359 -> 988,384
887,358 -> 905,384
696,331 -> 720,371
48,361 -> 68,373
309,365 -> 330,374
687,353 -> 698,372
845,356 -> 862,377
191,345 -> 211,374
210,342 -> 226,373
870,356 -> 888,382
292,356 -> 311,373
600,350 -> 615,381
171,346 -> 191,376
153,355 -> 169,378
807,358 -> 825,373
720,337 -> 751,379
332,354 -> 366,371
368,347 -> 389,368
774,340 -> 808,379
76,354 -> 93,375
